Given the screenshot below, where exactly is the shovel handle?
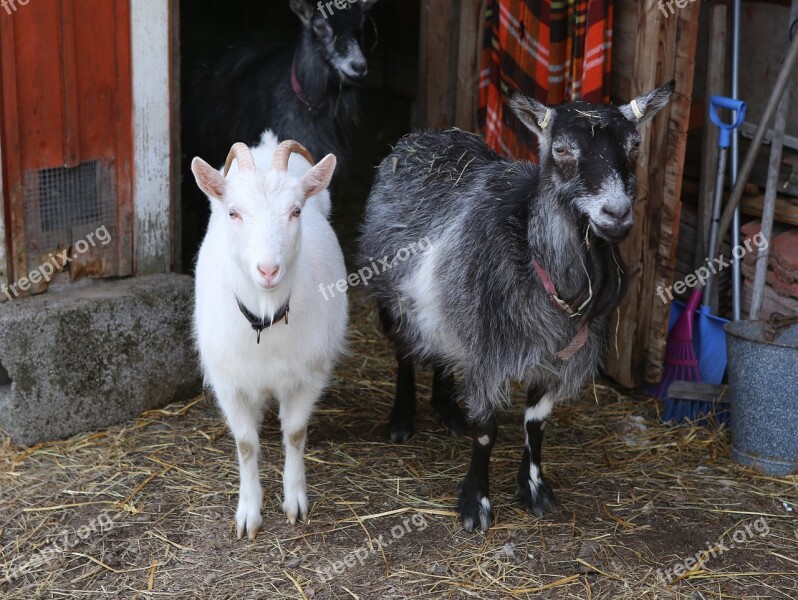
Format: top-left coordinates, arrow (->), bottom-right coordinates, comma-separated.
709,96 -> 747,148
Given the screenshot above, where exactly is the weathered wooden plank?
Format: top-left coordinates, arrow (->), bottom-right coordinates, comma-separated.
170,0 -> 182,272
607,0 -> 662,387
696,4 -> 727,270
60,0 -> 81,168
454,0 -> 484,131
607,0 -> 700,387
0,14 -> 27,290
422,0 -> 458,129
644,2 -> 702,384
115,0 -> 134,277
130,0 -> 172,275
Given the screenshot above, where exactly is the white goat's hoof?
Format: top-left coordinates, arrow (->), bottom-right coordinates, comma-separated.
235,503 -> 263,541
283,490 -> 309,525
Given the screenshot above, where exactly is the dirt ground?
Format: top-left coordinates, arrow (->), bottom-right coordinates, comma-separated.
2,292 -> 797,599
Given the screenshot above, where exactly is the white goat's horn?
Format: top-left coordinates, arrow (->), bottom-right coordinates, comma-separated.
272,140 -> 316,171
223,142 -> 256,176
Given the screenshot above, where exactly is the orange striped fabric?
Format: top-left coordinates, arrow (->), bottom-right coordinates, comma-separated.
478,0 -> 613,161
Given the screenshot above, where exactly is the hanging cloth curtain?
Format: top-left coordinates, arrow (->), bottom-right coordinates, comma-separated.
478,0 -> 613,161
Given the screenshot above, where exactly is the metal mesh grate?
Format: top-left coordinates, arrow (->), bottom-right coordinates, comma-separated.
24,160 -> 116,256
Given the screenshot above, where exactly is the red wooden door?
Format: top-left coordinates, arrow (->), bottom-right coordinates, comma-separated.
0,0 -> 133,293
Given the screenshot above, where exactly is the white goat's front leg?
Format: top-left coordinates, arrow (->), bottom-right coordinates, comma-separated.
218,386 -> 265,540
277,384 -> 318,525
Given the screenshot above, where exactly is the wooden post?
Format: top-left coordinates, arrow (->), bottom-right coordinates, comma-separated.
455,0 -> 485,131
420,0 -> 459,129
130,0 -> 172,275
696,4 -> 727,272
170,0 -> 182,273
607,0 -> 701,386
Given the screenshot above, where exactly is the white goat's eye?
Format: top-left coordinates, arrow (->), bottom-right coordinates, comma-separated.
228,208 -> 238,219
292,206 -> 302,219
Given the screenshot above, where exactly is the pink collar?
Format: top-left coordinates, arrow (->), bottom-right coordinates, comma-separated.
532,258 -> 589,361
291,56 -> 315,112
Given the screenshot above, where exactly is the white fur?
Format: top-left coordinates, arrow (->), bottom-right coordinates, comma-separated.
194,130 -> 347,539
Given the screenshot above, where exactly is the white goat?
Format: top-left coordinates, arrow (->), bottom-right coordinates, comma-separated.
191,131 -> 347,540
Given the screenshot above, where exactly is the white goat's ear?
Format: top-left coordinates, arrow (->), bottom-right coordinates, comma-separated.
301,154 -> 337,200
289,0 -> 314,26
619,80 -> 675,126
191,157 -> 226,201
508,92 -> 555,140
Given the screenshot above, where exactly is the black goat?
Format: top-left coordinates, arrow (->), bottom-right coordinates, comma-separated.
184,0 -> 377,168
358,81 -> 674,531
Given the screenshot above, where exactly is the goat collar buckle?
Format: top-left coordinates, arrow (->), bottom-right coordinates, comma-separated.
291,55 -> 315,113
235,295 -> 290,344
531,258 -> 589,361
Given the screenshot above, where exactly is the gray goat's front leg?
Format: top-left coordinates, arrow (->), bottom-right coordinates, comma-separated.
517,385 -> 558,516
458,414 -> 497,532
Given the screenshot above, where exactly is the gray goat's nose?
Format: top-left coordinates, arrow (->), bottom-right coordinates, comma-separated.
601,204 -> 631,221
351,59 -> 367,77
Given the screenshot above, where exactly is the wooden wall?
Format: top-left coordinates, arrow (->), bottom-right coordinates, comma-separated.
607,0 -> 701,386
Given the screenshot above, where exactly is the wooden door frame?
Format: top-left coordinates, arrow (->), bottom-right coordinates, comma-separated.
130,0 -> 174,276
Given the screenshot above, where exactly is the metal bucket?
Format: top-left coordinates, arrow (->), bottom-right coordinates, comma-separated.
724,320 -> 798,475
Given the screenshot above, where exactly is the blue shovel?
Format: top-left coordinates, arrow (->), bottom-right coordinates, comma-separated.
697,95 -> 747,388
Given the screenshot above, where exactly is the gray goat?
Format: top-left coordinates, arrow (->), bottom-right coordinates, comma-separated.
358,81 -> 674,531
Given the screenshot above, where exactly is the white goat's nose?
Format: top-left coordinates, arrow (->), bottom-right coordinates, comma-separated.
257,263 -> 280,282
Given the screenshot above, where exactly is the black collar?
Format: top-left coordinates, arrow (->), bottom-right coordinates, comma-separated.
235,295 -> 290,344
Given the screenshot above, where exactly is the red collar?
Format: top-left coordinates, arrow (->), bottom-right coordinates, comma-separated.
532,258 -> 589,361
291,56 -> 315,112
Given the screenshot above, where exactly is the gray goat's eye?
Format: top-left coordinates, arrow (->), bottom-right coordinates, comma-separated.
553,146 -> 568,157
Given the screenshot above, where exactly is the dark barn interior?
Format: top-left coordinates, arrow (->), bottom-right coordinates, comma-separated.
179,0 -> 422,269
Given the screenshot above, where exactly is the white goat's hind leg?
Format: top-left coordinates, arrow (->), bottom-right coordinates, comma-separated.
218,387 -> 265,540
278,385 -> 318,525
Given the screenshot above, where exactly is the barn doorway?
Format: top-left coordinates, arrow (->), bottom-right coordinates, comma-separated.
178,0 -> 422,271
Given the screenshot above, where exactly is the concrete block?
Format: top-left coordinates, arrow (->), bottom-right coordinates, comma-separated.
0,274 -> 201,446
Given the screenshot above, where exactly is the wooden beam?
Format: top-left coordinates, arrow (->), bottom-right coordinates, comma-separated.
645,3 -> 702,384
130,0 -> 171,275
454,0 -> 485,132
421,0 -> 458,129
169,0 -> 181,272
696,4 -> 727,270
607,0 -> 701,387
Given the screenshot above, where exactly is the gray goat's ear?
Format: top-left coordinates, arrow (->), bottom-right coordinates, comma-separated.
289,0 -> 314,26
508,93 -> 555,139
191,157 -> 226,201
619,79 -> 675,126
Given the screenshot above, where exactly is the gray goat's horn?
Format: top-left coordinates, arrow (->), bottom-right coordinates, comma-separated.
223,142 -> 256,176
272,140 -> 316,171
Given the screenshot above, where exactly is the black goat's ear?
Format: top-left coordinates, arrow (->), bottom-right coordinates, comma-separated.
289,0 -> 314,26
508,92 -> 555,140
619,80 -> 675,126
361,0 -> 380,10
